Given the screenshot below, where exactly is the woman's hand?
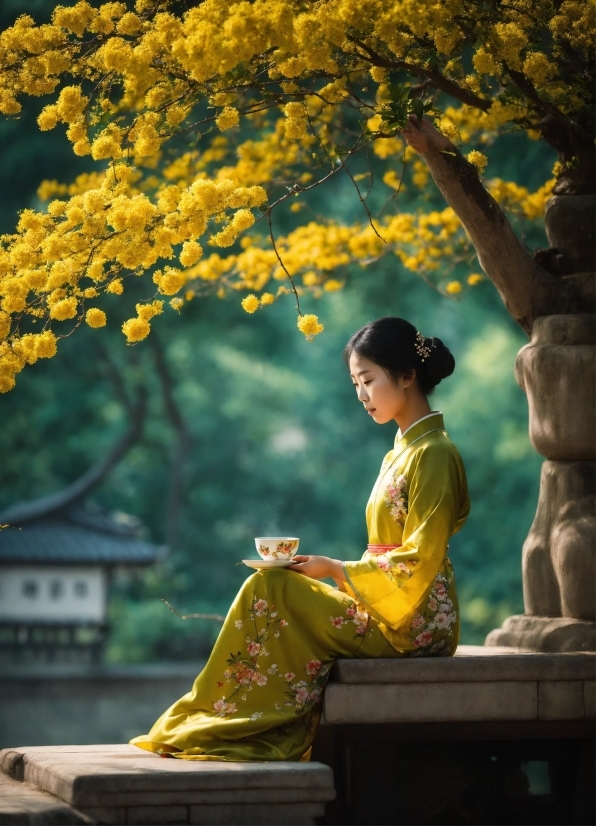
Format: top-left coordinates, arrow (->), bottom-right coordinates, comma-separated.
290,555 -> 346,586
401,114 -> 455,156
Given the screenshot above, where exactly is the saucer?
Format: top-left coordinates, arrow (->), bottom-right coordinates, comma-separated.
242,558 -> 296,569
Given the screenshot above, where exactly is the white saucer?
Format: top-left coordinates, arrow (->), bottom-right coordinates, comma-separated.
242,558 -> 296,569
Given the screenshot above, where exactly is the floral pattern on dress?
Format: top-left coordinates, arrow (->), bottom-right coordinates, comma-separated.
329,599 -> 369,636
275,658 -> 331,715
372,554 -> 418,585
383,472 -> 408,522
407,567 -> 458,657
215,594 -> 288,717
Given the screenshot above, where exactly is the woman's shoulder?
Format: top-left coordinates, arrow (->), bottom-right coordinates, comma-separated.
406,428 -> 464,470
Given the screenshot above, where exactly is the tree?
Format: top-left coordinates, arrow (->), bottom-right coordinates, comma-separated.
0,0 -> 593,392
0,0 -> 594,650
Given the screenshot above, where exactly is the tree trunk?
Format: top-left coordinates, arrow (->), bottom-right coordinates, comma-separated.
419,137 -> 596,652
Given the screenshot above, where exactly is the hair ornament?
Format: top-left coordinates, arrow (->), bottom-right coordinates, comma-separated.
414,331 -> 434,362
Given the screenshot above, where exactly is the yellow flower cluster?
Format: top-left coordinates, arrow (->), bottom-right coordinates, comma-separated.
467,151 -> 488,173
297,313 -> 324,341
0,0 -> 584,389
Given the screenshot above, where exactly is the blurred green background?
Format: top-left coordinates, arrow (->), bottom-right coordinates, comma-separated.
0,1 -> 551,659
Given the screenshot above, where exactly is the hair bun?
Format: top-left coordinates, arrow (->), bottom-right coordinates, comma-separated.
424,337 -> 455,390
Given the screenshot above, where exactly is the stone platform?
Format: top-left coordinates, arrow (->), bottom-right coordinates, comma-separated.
324,644 -> 596,724
1,646 -> 594,825
0,744 -> 335,825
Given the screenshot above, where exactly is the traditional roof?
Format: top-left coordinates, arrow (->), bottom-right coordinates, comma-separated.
0,503 -> 165,565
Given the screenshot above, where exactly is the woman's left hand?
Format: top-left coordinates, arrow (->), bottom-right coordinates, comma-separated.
290,555 -> 345,584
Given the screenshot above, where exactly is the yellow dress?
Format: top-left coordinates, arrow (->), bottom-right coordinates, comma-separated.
130,412 -> 469,761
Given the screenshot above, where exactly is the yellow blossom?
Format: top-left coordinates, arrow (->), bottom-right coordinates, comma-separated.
216,107 -> 240,131
260,292 -> 274,305
170,297 -> 184,310
446,281 -> 463,294
0,312 -> 11,341
297,313 -> 324,339
323,279 -> 343,292
467,151 -> 488,173
106,279 -> 124,295
35,331 -> 58,359
241,294 -> 260,313
50,297 -> 78,320
179,241 -> 203,267
523,53 -> 555,87
467,273 -> 483,285
122,317 -> 151,343
136,300 -> 163,320
85,308 -> 107,327
153,267 -> 185,295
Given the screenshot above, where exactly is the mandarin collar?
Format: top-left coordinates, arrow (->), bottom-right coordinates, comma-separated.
394,411 -> 445,450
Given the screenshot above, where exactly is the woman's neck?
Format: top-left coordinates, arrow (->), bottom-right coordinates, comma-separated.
394,397 -> 433,434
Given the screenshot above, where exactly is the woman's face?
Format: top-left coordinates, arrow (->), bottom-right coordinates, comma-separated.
349,352 -> 414,425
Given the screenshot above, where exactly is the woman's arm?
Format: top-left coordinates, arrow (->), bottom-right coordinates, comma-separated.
290,555 -> 346,588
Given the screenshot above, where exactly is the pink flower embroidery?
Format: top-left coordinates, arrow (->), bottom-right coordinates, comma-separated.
345,606 -> 356,618
384,473 -> 408,522
279,619 -> 289,627
375,555 -> 391,572
213,698 -> 238,717
435,612 -> 453,630
330,616 -> 345,628
427,597 -> 438,612
295,685 -> 311,704
306,659 -> 322,676
253,599 -> 268,616
246,641 -> 261,657
414,631 -> 433,648
284,672 -> 295,682
410,613 -> 425,630
254,672 -> 268,686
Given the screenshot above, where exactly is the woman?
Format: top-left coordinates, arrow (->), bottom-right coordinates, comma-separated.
130,317 -> 470,761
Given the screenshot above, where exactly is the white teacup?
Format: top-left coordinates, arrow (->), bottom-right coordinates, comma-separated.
255,537 -> 300,560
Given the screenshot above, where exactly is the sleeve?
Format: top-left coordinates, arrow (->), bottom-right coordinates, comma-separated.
343,444 -> 463,630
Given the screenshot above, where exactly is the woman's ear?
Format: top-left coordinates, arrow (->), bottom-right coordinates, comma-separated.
402,370 -> 417,389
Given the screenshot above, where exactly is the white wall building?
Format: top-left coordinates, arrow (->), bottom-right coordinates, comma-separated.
0,500 -> 165,665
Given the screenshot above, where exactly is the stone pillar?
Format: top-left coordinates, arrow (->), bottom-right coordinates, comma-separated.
486,314 -> 595,652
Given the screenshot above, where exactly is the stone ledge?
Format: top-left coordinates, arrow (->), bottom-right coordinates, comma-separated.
0,745 -> 335,825
0,771 -> 92,825
331,644 -> 596,684
324,646 -> 596,725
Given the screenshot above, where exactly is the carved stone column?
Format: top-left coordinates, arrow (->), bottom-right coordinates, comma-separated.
486,313 -> 595,652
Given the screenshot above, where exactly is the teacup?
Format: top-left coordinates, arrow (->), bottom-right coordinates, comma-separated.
255,537 -> 300,560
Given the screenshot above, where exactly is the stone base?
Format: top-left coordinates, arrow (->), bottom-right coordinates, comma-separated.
486,614 -> 596,652
0,745 -> 335,825
0,772 -> 92,825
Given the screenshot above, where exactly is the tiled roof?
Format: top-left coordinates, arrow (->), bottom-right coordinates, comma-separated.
0,520 -> 165,565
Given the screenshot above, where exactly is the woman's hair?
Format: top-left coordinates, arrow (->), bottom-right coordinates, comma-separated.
344,317 -> 455,396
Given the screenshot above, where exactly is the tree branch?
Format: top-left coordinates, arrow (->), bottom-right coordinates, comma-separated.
346,36 -> 491,113
403,117 -> 592,333
0,385 -> 147,525
149,333 -> 192,552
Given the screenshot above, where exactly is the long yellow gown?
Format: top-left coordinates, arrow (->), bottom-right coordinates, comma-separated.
130,412 -> 470,761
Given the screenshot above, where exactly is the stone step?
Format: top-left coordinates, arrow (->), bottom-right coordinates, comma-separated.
0,745 -> 336,825
0,771 -> 92,825
324,645 -> 596,724
332,644 -> 596,683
